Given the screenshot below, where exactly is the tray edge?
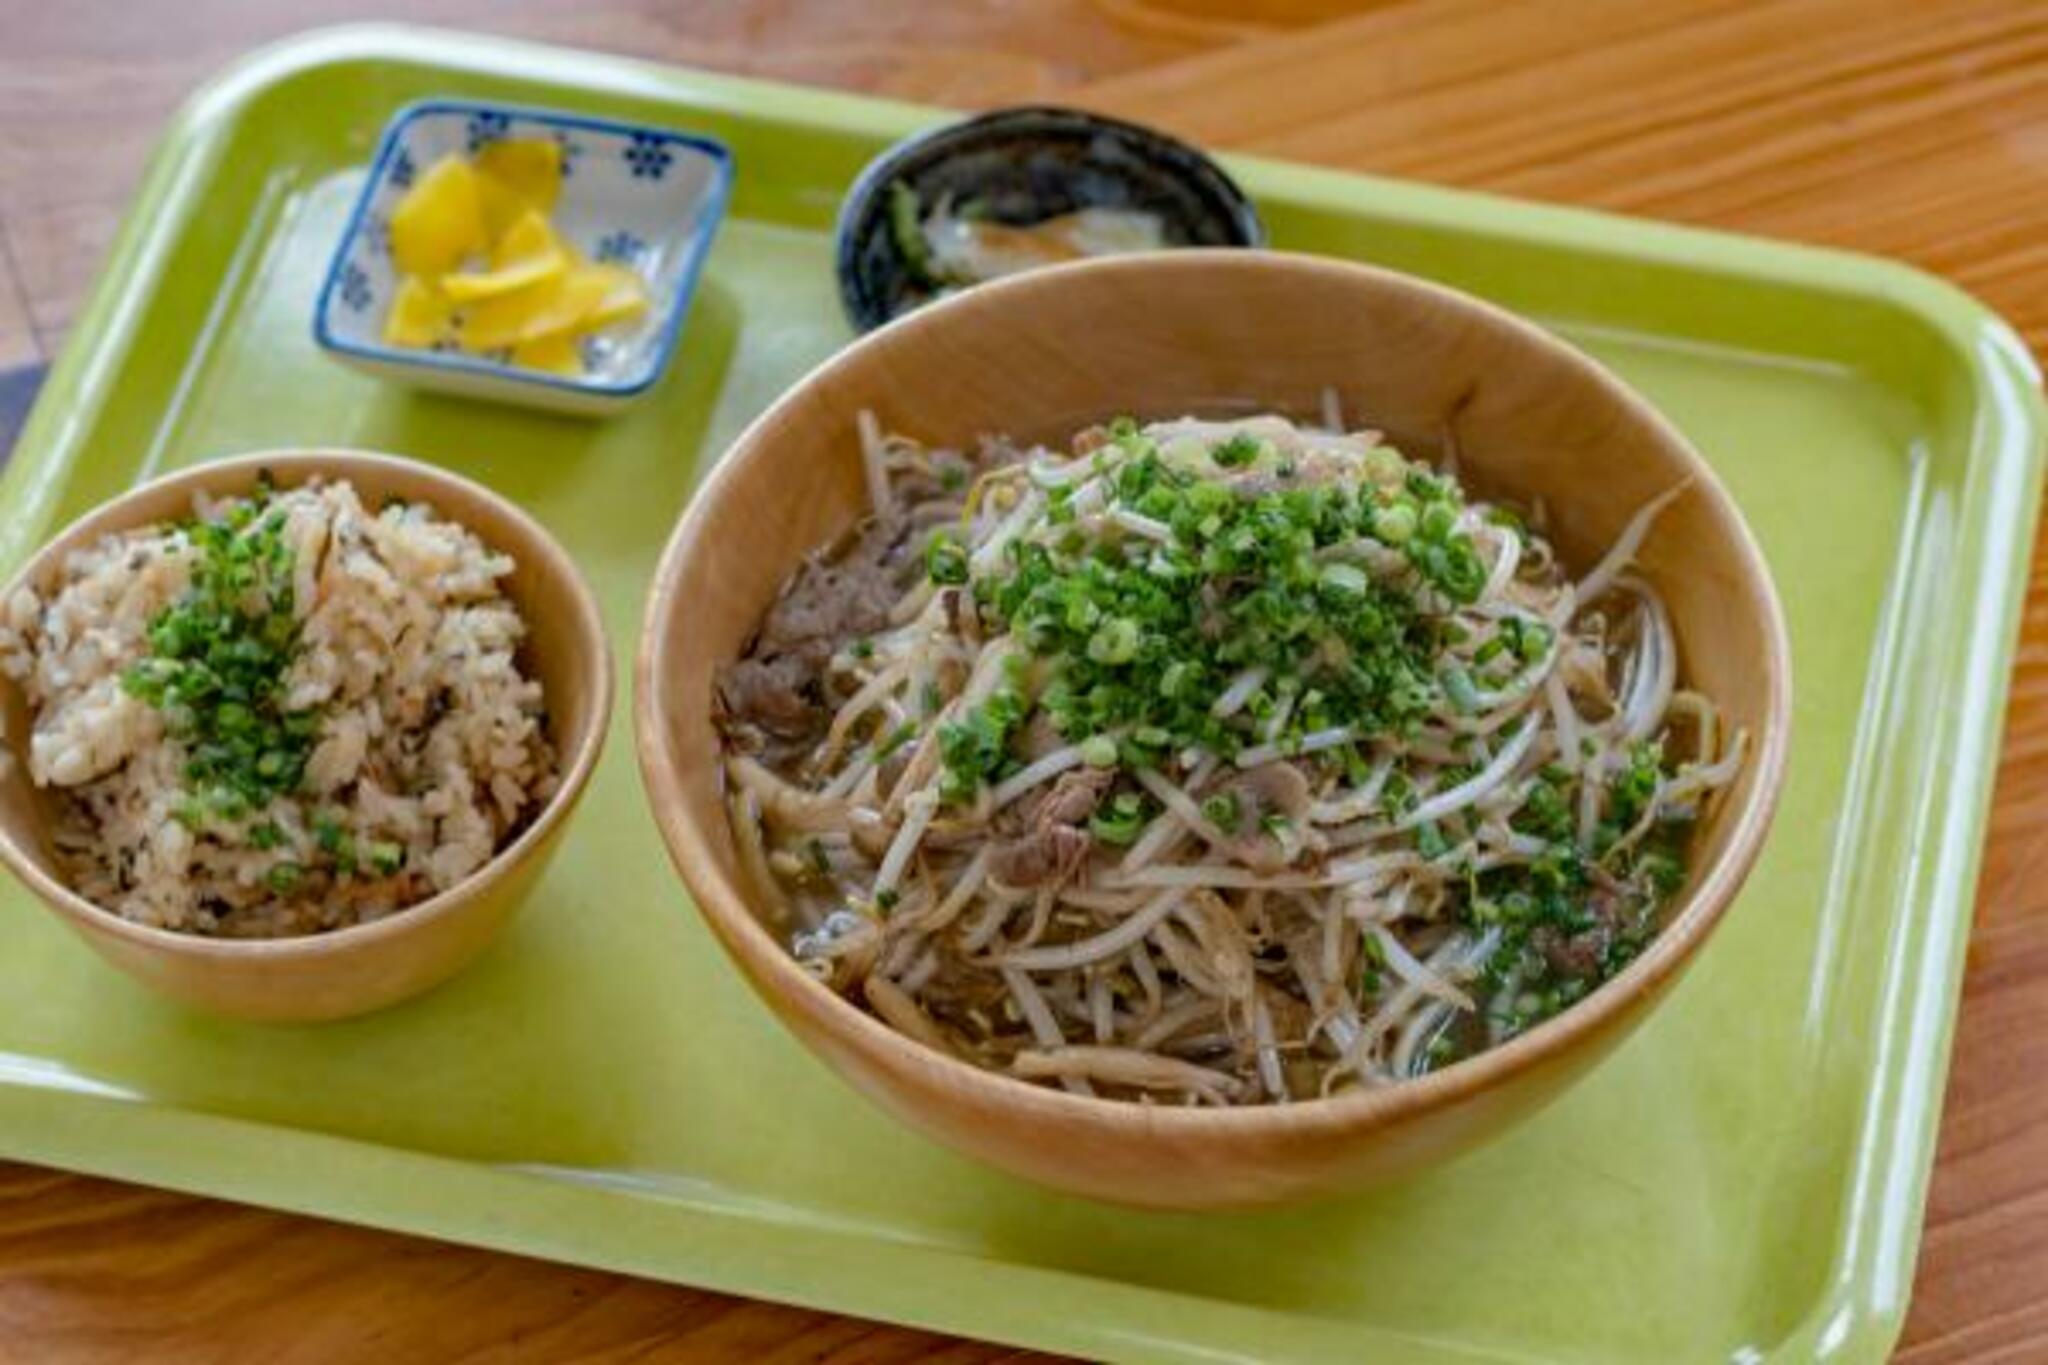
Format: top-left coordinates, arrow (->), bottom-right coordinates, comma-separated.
4,21 -> 2044,1365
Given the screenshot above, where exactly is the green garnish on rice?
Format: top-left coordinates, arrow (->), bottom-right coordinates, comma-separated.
121,490 -> 317,823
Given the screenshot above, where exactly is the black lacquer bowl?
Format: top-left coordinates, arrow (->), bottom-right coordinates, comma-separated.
834,106 -> 1266,332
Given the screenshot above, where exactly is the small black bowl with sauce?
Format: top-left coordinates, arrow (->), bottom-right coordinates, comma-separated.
834,106 -> 1266,333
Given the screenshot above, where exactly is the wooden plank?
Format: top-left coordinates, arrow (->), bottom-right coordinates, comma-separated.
1077,0 -> 2048,352
0,1163 -> 1049,1363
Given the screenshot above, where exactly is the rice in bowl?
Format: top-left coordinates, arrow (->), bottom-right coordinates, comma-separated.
0,475 -> 558,937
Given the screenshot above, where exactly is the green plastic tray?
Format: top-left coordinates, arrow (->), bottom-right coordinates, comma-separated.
2,25 -> 2040,1365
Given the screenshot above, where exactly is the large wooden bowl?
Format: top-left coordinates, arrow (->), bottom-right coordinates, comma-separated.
636,250 -> 1791,1208
0,451 -> 612,1022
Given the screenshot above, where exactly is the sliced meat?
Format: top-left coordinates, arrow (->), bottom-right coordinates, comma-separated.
1529,888 -> 1625,982
1228,763 -> 1312,823
1530,922 -> 1609,981
758,560 -> 898,656
718,654 -> 821,738
723,516 -> 912,748
991,822 -> 1092,889
1028,767 -> 1113,828
758,520 -> 906,658
991,770 -> 1113,888
993,763 -> 1107,837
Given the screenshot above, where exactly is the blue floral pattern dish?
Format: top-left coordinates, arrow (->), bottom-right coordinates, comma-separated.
314,99 -> 732,416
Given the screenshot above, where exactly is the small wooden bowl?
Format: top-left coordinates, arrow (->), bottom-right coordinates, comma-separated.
636,251 -> 1791,1208
0,451 -> 612,1022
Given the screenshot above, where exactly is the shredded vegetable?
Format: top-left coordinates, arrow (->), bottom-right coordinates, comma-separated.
715,410 -> 1744,1104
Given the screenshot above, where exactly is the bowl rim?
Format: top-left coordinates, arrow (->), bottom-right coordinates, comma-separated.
311,95 -> 734,399
0,448 -> 614,961
637,247 -> 1792,1137
832,103 -> 1268,334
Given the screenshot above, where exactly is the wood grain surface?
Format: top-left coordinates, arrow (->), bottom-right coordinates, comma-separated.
0,0 -> 2042,1359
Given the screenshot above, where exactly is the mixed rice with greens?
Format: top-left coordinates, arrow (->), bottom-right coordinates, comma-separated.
0,475 -> 556,937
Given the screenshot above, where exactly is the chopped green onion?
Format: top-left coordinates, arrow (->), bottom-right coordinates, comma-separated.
1086,616 -> 1141,665
1442,664 -> 1480,714
925,532 -> 969,585
1318,562 -> 1369,597
1201,791 -> 1241,832
1089,794 -> 1147,845
1079,734 -> 1119,768
313,815 -> 348,856
1211,435 -> 1261,468
1372,503 -> 1418,544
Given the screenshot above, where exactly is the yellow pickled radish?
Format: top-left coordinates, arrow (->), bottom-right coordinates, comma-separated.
458,277 -> 558,352
439,247 -> 566,304
515,268 -> 614,342
491,209 -> 561,268
474,174 -> 522,245
382,142 -> 648,377
476,138 -> 562,219
382,276 -> 453,348
388,156 -> 486,278
456,266 -> 607,353
512,332 -> 582,376
580,263 -> 650,328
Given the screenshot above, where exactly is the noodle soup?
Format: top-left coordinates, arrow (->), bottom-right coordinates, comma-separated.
714,410 -> 1742,1106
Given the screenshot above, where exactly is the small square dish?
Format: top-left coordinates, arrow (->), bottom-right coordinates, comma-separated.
314,99 -> 732,416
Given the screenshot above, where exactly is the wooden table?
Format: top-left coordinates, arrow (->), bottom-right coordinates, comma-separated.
1,1 -> 2043,1358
